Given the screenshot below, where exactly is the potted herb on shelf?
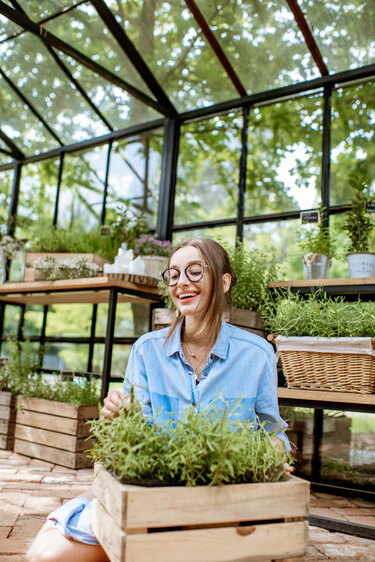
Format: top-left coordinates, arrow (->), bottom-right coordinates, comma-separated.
89,401 -> 309,562
298,220 -> 334,280
134,233 -> 173,279
265,290 -> 375,394
344,173 -> 375,278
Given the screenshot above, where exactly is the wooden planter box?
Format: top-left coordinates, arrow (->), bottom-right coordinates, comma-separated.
92,466 -> 309,562
0,391 -> 16,450
14,396 -> 99,468
152,307 -> 265,338
24,253 -> 109,281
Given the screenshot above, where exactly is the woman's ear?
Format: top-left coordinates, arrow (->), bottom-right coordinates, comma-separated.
222,273 -> 232,294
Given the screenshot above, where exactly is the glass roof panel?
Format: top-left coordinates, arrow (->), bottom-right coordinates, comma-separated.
59,52 -> 163,129
0,3 -> 23,41
0,74 -> 59,155
20,0 -> 82,21
196,0 -> 320,94
299,0 -> 375,72
108,0 -> 238,111
1,33 -> 110,144
43,3 -> 154,100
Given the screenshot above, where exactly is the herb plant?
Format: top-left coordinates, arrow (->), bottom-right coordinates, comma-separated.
344,174 -> 374,253
134,234 -> 173,257
298,224 -> 334,257
265,290 -> 375,337
33,256 -> 101,280
90,399 -> 291,486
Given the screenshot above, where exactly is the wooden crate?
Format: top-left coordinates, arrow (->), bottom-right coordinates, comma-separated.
92,466 -> 309,562
24,253 -> 109,281
0,391 -> 16,450
152,307 -> 265,337
14,396 -> 99,468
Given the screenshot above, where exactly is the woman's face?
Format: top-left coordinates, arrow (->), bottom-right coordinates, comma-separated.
168,245 -> 213,319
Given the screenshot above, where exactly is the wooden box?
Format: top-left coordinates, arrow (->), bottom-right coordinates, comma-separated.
24,253 -> 109,281
152,307 -> 265,338
14,396 -> 99,468
92,466 -> 309,562
0,391 -> 16,450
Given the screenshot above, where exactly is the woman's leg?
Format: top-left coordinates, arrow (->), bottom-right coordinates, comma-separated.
26,520 -> 110,562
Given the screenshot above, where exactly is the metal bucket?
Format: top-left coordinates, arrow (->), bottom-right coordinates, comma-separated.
347,253 -> 375,278
303,253 -> 330,280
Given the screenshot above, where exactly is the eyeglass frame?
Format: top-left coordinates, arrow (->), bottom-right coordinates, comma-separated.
161,262 -> 210,286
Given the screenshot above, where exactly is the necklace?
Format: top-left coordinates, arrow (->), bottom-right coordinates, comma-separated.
182,340 -> 211,381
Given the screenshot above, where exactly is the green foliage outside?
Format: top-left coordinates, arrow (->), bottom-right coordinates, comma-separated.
90,399 -> 291,486
264,290 -> 375,338
1,339 -> 99,405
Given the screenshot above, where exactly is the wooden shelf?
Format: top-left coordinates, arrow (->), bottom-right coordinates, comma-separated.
0,276 -> 162,306
269,277 -> 375,299
278,387 -> 375,412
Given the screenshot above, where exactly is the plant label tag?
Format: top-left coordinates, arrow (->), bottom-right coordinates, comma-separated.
365,201 -> 375,213
300,210 -> 320,224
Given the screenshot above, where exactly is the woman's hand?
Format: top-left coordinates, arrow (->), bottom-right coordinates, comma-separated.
273,437 -> 294,476
101,390 -> 130,419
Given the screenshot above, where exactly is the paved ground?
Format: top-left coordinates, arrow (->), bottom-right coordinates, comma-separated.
0,449 -> 375,561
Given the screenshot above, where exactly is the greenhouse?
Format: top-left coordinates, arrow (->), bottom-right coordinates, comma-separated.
0,1 -> 375,560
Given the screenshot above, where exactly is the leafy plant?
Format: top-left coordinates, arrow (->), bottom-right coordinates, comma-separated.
1,339 -> 39,393
344,174 -> 375,253
90,398 -> 291,486
226,242 -> 279,312
33,256 -> 101,280
264,289 -> 375,337
134,234 -> 173,257
298,224 -> 334,257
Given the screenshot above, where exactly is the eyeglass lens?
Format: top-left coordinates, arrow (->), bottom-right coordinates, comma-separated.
162,263 -> 204,286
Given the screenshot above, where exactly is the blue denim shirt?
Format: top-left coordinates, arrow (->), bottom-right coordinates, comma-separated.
124,319 -> 290,449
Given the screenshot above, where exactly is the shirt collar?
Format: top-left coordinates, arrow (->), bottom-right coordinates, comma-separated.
166,317 -> 229,359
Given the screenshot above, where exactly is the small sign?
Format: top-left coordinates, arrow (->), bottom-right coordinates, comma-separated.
365,201 -> 375,213
100,225 -> 111,237
300,210 -> 320,224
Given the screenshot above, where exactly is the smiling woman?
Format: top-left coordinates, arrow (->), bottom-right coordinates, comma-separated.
27,237 -> 290,562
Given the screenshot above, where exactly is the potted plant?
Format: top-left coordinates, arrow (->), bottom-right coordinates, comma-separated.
298,220 -> 334,280
134,233 -> 173,279
344,173 -> 375,278
89,401 -> 309,562
0,231 -> 25,284
153,241 -> 278,338
6,338 -> 100,467
265,290 -> 375,394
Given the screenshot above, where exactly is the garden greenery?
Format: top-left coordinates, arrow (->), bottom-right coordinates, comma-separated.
3,338 -> 99,405
90,398 -> 291,486
33,256 -> 101,280
265,290 -> 375,337
344,174 -> 375,254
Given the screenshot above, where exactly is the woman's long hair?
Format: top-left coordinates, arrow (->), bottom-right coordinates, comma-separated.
164,238 -> 236,345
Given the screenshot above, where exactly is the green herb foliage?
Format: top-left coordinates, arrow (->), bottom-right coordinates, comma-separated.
298,225 -> 334,257
90,400 -> 291,486
344,174 -> 374,253
3,338 -> 99,404
265,290 -> 375,337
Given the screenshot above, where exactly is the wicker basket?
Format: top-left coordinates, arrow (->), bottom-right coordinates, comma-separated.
275,336 -> 375,394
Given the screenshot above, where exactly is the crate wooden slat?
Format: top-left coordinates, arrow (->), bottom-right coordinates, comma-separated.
92,466 -> 309,562
14,396 -> 98,468
0,391 -> 16,450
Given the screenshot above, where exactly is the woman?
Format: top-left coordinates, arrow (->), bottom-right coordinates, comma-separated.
27,237 -> 290,562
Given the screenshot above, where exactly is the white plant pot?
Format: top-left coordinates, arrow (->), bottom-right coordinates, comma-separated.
142,255 -> 168,279
303,253 -> 330,280
347,252 -> 375,278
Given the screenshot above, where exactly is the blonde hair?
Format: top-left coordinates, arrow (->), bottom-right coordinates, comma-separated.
165,238 -> 236,345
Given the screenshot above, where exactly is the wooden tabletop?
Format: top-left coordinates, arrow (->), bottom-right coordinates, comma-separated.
278,387 -> 375,412
0,275 -> 162,305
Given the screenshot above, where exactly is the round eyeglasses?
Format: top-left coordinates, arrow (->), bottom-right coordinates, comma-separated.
161,263 -> 209,286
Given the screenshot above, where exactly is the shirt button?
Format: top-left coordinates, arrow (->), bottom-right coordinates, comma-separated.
192,402 -> 197,406
189,370 -> 193,375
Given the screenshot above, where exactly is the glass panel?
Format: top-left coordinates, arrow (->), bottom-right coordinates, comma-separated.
108,0 -> 237,110
175,113 -> 241,225
58,146 -> 108,230
196,0 -> 319,94
0,74 -> 59,155
108,130 -> 163,228
23,305 -> 44,337
0,169 -> 13,225
0,6 -> 23,41
1,34 -> 109,145
246,92 -> 323,216
45,304 -> 93,338
15,161 -> 58,238
299,0 -> 375,73
329,214 -> 354,278
43,3 -> 154,99
330,82 -> 375,205
172,225 -> 237,248
3,304 -> 20,336
95,302 -> 150,338
92,343 -> 132,380
21,0 -> 81,20
59,52 -> 162,129
42,342 -> 89,372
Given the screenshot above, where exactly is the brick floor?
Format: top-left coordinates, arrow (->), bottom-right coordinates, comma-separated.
0,450 -> 374,560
